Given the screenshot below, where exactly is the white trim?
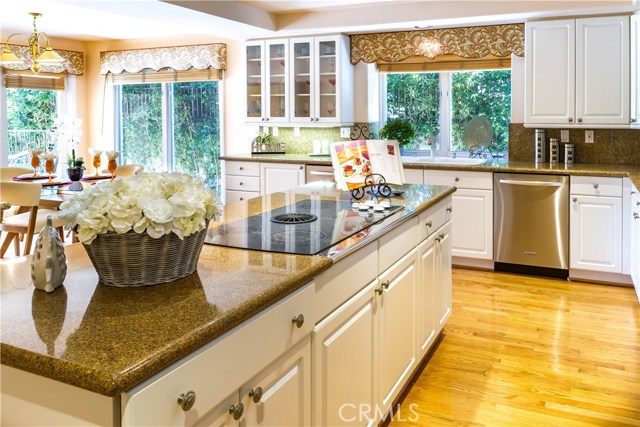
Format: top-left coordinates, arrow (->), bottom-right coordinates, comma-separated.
0,72 -> 7,167
439,72 -> 452,155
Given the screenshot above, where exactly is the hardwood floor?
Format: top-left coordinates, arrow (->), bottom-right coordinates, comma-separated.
390,268 -> 640,427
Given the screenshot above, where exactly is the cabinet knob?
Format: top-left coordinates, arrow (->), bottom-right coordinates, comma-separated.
299,165 -> 304,170
572,197 -> 578,202
229,403 -> 244,420
177,390 -> 196,412
292,314 -> 305,328
310,118 -> 314,122
593,183 -> 599,189
637,201 -> 640,207
239,181 -> 243,185
315,118 -> 320,122
631,118 -> 637,123
446,207 -> 452,213
425,221 -> 432,228
568,117 -> 573,123
265,118 -> 269,121
577,118 -> 583,123
381,280 -> 390,289
435,236 -> 442,243
634,212 -> 639,220
239,197 -> 244,201
439,233 -> 445,240
249,387 -> 263,403
375,286 -> 384,295
454,177 -> 460,182
261,118 -> 265,122
239,166 -> 244,170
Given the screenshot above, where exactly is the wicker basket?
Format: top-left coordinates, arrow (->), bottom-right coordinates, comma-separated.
82,222 -> 208,287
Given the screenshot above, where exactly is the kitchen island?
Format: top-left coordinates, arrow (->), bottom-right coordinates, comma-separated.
1,181 -> 455,426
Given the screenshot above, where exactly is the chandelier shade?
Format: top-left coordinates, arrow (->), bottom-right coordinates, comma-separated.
0,12 -> 65,73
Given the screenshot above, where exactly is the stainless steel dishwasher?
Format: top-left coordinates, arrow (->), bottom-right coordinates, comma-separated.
494,173 -> 569,278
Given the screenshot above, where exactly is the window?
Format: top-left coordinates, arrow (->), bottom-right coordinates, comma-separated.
114,80 -> 222,196
383,69 -> 511,155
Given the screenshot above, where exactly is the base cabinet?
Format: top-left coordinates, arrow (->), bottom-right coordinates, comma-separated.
630,185 -> 640,301
260,163 -> 305,195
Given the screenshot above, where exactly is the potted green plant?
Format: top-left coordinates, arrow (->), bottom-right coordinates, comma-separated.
378,119 -> 416,147
66,149 -> 85,187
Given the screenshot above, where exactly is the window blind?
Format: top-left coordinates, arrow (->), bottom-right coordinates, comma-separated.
3,71 -> 66,90
106,68 -> 223,85
377,54 -> 511,73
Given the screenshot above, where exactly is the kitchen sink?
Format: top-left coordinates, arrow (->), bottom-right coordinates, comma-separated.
401,156 -> 488,166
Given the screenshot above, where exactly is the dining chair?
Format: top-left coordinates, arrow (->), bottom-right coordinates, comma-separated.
0,182 -> 68,257
0,167 -> 33,181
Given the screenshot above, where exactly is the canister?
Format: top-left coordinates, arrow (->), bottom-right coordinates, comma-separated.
564,143 -> 575,164
549,138 -> 559,164
534,129 -> 546,163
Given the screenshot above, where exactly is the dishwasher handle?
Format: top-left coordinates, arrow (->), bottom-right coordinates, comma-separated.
308,171 -> 335,176
498,179 -> 563,187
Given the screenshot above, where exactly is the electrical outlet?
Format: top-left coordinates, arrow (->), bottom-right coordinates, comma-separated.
272,127 -> 279,137
561,130 -> 569,143
340,127 -> 351,138
585,130 -> 594,143
294,127 -> 300,137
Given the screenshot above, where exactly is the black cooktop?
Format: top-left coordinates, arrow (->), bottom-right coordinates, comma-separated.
205,199 -> 403,255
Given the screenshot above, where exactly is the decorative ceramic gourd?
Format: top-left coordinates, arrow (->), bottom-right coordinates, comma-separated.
31,215 -> 67,293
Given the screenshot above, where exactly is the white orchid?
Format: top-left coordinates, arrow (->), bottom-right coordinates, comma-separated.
60,172 -> 222,244
50,116 -> 82,156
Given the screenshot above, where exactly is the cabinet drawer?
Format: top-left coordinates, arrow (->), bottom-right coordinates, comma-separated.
418,198 -> 451,241
226,175 -> 260,192
424,170 -> 493,190
378,217 -> 419,273
571,176 -> 622,197
122,283 -> 315,427
226,161 -> 260,176
225,190 -> 260,205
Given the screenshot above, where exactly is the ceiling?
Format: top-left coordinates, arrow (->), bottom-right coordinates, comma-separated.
0,0 -> 637,42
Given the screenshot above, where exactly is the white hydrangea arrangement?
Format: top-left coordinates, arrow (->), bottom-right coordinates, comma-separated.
60,172 -> 221,244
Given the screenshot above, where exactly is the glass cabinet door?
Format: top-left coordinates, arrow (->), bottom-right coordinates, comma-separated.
291,38 -> 313,122
316,38 -> 337,120
246,43 -> 264,121
266,40 -> 288,121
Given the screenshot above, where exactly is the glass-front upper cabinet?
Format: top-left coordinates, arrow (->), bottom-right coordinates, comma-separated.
245,40 -> 289,123
290,35 -> 354,125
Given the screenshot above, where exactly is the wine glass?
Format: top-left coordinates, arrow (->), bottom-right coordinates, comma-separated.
42,152 -> 58,183
105,150 -> 120,181
30,152 -> 41,177
90,149 -> 103,177
327,101 -> 335,116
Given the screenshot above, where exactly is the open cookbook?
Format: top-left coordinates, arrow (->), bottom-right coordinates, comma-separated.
329,139 -> 406,191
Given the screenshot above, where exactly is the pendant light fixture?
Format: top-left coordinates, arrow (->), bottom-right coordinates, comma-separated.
0,12 -> 65,74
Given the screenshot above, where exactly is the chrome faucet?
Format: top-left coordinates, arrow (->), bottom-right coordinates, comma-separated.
427,141 -> 435,158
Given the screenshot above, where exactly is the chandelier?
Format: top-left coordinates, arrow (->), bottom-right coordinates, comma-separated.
0,12 -> 65,74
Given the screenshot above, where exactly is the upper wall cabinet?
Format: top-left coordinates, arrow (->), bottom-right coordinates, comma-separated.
525,16 -> 630,127
290,35 -> 354,125
245,39 -> 289,124
631,13 -> 639,127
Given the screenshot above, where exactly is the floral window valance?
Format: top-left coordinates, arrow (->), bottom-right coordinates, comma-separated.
1,45 -> 84,75
350,23 -> 524,64
100,43 -> 227,74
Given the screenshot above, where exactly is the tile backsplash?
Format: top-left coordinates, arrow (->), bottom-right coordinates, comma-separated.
261,123 -> 375,154
509,124 -> 640,165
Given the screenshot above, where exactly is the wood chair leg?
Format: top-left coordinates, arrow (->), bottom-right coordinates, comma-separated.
57,227 -> 65,243
1,233 -> 16,258
23,207 -> 38,257
14,234 -> 20,256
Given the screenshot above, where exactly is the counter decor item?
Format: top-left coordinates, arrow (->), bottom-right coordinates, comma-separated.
66,149 -> 85,191
534,129 -> 546,163
379,119 -> 415,148
463,116 -> 493,159
31,215 -> 67,293
549,138 -> 559,164
106,150 -> 120,181
42,152 -> 58,183
89,148 -> 103,177
564,144 -> 575,164
60,172 -> 222,287
28,148 -> 44,176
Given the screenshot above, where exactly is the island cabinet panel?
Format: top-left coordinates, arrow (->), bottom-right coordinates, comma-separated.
121,283 -> 315,426
417,233 -> 437,357
260,163 -> 305,195
378,216 -> 419,274
224,161 -> 261,205
630,185 -> 640,301
313,279 -> 379,427
377,247 -> 418,412
435,222 -> 453,329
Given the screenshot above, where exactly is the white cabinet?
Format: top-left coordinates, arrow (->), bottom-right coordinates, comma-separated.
632,13 -> 639,127
224,161 -> 261,205
260,163 -> 305,195
525,16 -> 630,126
435,223 -> 452,329
424,170 -> 493,263
290,35 -> 354,125
570,176 -> 623,273
629,183 -> 640,301
245,39 -> 290,124
417,234 -> 437,357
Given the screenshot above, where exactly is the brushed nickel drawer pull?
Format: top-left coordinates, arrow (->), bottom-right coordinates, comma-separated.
634,212 -> 639,220
446,207 -> 452,213
454,177 -> 460,182
375,286 -> 384,295
177,390 -> 196,412
425,221 -> 432,228
249,387 -> 263,403
381,280 -> 390,289
593,183 -> 599,189
572,197 -> 578,202
229,403 -> 244,420
292,314 -> 305,328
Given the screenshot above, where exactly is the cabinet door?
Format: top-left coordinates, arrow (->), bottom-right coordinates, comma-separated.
265,39 -> 289,123
631,14 -> 639,127
417,235 -> 437,357
377,248 -> 417,413
260,163 -> 305,195
313,280 -> 378,427
192,392 -> 240,427
241,338 -> 311,427
435,222 -> 452,329
245,41 -> 265,123
451,189 -> 493,260
570,195 -> 622,273
314,36 -> 339,123
631,192 -> 640,301
525,20 -> 575,125
290,38 -> 314,123
576,16 -> 630,125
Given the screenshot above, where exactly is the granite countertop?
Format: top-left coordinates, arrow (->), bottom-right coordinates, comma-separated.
221,153 -> 640,189
0,182 -> 452,397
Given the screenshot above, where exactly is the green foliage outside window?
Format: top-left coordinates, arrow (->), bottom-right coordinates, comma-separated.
6,89 -> 57,159
386,70 -> 511,153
